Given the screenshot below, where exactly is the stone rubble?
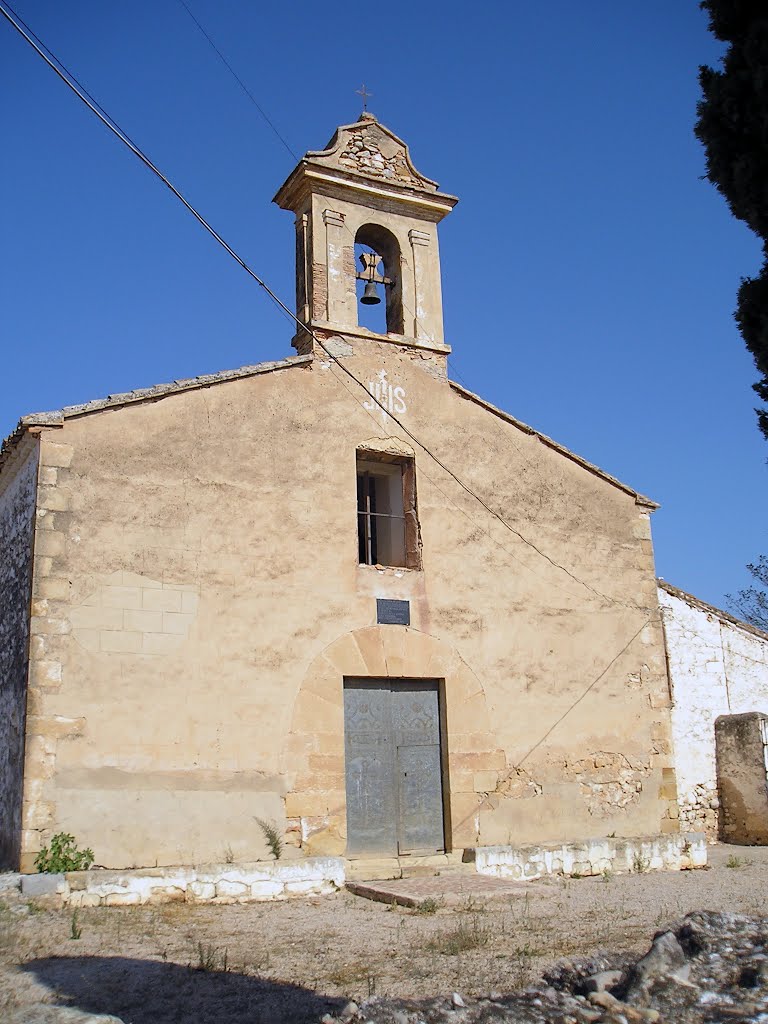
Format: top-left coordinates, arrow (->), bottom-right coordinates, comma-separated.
679,781 -> 720,837
316,911 -> 768,1024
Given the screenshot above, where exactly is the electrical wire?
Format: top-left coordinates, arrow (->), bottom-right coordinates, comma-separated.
1,2 -> 677,777
176,0 -> 298,162
514,615 -> 660,769
172,1 -> 548,456
172,0 -> 483,390
0,0 -> 623,605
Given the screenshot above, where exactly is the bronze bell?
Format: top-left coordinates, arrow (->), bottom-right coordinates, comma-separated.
360,280 -> 381,305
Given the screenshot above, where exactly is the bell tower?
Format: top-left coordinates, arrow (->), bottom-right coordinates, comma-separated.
273,112 -> 458,358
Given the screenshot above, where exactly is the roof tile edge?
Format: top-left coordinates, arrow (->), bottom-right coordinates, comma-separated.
1,354 -> 313,475
448,380 -> 659,509
658,578 -> 768,643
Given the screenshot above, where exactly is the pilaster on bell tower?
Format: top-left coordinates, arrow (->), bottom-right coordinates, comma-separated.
273,112 -> 458,360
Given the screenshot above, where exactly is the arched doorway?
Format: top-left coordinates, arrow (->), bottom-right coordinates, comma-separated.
282,626 -> 504,858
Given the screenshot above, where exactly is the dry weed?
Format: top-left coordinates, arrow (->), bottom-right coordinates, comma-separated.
426,915 -> 491,955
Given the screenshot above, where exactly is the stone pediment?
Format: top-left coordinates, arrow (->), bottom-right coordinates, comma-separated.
304,113 -> 439,193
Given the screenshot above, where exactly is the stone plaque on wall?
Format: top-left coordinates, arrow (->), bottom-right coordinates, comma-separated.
376,599 -> 410,626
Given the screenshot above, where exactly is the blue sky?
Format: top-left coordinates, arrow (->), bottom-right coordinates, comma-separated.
1,1 -> 765,610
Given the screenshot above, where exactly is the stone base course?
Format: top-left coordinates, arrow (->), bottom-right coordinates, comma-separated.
8,836 -> 707,907
35,856 -> 345,907
474,832 -> 707,880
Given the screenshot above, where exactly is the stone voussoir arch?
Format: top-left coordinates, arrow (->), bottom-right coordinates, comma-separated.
282,625 -> 506,856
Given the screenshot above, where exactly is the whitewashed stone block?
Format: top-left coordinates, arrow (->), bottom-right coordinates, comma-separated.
188,881 -> 216,900
104,892 -> 141,906
216,879 -> 250,897
250,880 -> 284,898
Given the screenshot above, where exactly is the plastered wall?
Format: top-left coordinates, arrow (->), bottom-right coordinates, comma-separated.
715,712 -> 768,845
17,342 -> 676,869
660,582 -> 768,837
0,434 -> 38,868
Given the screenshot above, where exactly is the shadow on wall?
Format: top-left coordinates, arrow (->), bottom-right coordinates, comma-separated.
23,956 -> 345,1024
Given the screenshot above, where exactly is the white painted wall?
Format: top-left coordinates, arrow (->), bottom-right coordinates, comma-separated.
659,582 -> 768,836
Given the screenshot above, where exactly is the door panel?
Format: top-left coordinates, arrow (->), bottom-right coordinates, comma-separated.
343,682 -> 397,856
391,683 -> 444,854
391,682 -> 441,745
396,743 -> 445,853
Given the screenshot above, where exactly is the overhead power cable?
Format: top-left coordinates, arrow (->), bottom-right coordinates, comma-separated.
1,0 -> 621,604
176,0 -> 298,162
173,0 -> 480,393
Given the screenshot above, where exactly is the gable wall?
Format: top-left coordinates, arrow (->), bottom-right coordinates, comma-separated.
659,584 -> 768,837
0,433 -> 38,868
20,344 -> 675,868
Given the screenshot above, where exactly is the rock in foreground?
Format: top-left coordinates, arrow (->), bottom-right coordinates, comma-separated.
320,911 -> 768,1023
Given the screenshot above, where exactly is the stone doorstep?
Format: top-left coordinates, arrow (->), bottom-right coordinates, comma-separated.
344,851 -> 471,882
346,873 -> 551,908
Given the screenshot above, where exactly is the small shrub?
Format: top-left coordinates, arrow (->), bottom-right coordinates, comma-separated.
255,818 -> 283,860
34,833 -> 94,873
726,855 -> 752,868
327,961 -> 371,988
69,910 -> 82,940
655,903 -> 672,926
632,850 -> 650,874
426,915 -> 491,955
459,894 -> 486,914
414,896 -> 442,915
223,844 -> 235,865
195,941 -> 229,972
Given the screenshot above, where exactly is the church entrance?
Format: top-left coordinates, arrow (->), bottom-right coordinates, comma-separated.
343,679 -> 445,857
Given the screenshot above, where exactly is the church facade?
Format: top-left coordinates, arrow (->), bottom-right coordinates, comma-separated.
0,114 -> 680,872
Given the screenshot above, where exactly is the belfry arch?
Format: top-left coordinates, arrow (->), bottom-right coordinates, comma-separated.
355,223 -> 404,335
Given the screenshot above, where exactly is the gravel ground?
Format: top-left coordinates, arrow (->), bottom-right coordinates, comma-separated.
1,844 -> 767,1024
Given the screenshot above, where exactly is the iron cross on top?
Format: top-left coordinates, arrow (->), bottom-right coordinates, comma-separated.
356,83 -> 372,111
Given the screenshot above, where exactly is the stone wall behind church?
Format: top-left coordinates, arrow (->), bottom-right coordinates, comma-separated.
18,343 -> 677,869
0,434 -> 38,868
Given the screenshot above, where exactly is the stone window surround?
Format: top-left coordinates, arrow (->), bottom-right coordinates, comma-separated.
356,448 -> 420,571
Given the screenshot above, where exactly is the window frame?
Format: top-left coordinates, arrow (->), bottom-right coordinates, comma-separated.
356,450 -> 421,570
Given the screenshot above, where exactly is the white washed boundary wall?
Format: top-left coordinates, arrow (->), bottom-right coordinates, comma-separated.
56,857 -> 345,907
475,833 -> 706,880
659,584 -> 768,836
17,836 -> 707,903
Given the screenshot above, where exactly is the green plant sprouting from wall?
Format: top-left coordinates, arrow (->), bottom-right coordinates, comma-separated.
34,833 -> 94,873
255,818 -> 283,860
